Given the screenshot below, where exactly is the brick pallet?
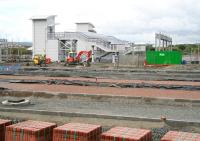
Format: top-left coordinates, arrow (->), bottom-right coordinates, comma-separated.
101,127 -> 152,141
0,119 -> 12,141
161,131 -> 200,141
5,120 -> 57,141
53,123 -> 102,141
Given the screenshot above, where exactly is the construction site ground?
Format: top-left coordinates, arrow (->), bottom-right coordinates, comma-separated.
0,64 -> 200,141
0,80 -> 200,100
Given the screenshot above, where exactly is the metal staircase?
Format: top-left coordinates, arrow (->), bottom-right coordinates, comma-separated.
48,32 -> 114,52
95,52 -> 112,60
123,47 -> 133,55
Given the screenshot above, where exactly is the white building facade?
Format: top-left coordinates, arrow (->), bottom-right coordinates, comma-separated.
31,15 -> 132,62
31,15 -> 59,61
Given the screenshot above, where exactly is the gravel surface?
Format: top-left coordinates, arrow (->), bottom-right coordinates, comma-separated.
0,97 -> 199,141
151,127 -> 170,141
0,97 -> 200,122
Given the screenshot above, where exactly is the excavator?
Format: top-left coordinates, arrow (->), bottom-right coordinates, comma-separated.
33,54 -> 51,67
65,51 -> 92,67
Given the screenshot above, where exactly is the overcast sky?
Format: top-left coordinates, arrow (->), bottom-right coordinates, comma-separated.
0,0 -> 200,44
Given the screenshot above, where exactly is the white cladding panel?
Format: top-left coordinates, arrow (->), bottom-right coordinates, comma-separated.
32,20 -> 47,56
46,40 -> 59,61
76,24 -> 94,32
47,17 -> 55,26
76,24 -> 88,32
76,39 -> 93,53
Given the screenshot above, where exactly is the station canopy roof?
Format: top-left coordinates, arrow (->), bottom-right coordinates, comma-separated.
76,22 -> 95,28
80,32 -> 129,45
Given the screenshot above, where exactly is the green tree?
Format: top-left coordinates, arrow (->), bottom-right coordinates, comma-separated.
177,44 -> 186,51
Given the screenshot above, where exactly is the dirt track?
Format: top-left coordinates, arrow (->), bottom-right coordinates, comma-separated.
1,82 -> 200,100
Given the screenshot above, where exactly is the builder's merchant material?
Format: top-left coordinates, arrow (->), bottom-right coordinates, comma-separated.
53,122 -> 102,141
0,119 -> 12,141
5,120 -> 57,141
101,126 -> 152,141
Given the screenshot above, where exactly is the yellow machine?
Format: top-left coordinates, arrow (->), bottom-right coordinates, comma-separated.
33,55 -> 46,66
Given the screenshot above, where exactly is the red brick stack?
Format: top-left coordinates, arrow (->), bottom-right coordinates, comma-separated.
161,131 -> 200,141
101,127 -> 152,141
53,123 -> 102,141
5,120 -> 57,141
0,119 -> 12,141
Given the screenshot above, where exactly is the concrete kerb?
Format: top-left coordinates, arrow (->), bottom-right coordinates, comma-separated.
0,107 -> 169,123
0,90 -> 200,107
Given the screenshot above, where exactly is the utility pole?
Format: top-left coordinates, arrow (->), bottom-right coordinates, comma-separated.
91,45 -> 95,63
198,43 -> 200,63
0,46 -> 1,63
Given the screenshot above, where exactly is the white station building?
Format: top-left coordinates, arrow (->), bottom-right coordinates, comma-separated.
31,15 -> 132,62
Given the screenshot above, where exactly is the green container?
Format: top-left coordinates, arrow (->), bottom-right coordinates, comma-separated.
146,51 -> 182,65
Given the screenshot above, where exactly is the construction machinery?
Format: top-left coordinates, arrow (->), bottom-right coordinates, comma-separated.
33,55 -> 51,66
65,51 -> 92,67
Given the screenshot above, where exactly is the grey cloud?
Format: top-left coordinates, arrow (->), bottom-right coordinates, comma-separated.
1,0 -> 200,43
97,0 -> 200,44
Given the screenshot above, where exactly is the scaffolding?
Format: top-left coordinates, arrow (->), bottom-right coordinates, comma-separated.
58,39 -> 78,61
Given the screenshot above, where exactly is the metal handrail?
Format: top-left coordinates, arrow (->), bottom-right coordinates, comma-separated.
48,32 -> 114,52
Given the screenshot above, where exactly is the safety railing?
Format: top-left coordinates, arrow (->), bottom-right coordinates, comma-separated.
48,32 -> 114,52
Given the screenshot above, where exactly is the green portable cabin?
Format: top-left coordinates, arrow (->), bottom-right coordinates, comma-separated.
146,51 -> 182,65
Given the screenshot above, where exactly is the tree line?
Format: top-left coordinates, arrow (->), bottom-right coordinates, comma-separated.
146,44 -> 200,55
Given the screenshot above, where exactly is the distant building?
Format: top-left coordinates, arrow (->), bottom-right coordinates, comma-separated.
0,39 -> 32,62
31,15 -> 132,62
